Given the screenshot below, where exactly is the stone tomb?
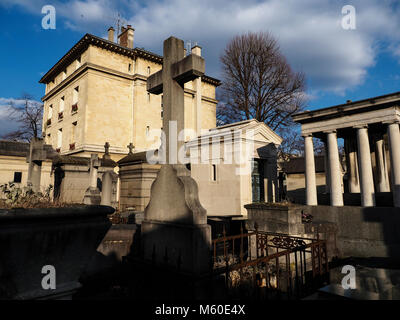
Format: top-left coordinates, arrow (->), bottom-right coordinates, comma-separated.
53,151 -> 117,205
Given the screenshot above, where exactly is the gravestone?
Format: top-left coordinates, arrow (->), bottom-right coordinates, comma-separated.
142,36 -> 211,276
83,154 -> 101,205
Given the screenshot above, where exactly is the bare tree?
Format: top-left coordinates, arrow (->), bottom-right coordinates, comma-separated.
218,32 -> 306,132
1,93 -> 43,142
277,125 -> 325,162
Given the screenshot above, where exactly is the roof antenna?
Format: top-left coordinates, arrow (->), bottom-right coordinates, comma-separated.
186,40 -> 192,54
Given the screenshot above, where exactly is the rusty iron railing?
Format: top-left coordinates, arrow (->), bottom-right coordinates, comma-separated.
211,224 -> 329,299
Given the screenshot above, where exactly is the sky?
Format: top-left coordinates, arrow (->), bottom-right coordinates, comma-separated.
1,0 -> 400,137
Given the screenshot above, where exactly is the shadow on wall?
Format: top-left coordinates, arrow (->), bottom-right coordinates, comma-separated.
287,188 -> 394,207
302,204 -> 400,263
362,203 -> 400,264
74,216 -> 257,300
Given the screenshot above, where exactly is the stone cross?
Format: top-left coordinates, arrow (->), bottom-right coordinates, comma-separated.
142,36 -> 210,278
127,143 -> 134,154
104,142 -> 110,155
147,36 -> 205,164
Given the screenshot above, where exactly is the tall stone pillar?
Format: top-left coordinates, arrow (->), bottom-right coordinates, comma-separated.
26,138 -> 47,193
326,131 -> 343,206
374,135 -> 390,192
356,126 -> 375,207
192,45 -> 202,135
323,139 -> 331,194
387,121 -> 400,207
27,162 -> 42,193
344,136 -> 360,193
304,134 -> 317,205
100,171 -> 113,206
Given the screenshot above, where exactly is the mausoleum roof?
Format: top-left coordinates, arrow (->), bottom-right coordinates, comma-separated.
293,91 -> 400,124
0,140 -> 29,157
280,155 -> 325,174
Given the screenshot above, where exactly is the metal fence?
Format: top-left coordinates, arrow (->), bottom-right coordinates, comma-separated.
212,224 -> 329,300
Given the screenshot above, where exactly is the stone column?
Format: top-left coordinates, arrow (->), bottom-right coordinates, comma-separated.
344,136 -> 360,193
387,121 -> 400,207
27,162 -> 42,193
192,45 -> 202,135
356,125 -> 375,207
326,131 -> 343,206
304,134 -> 317,205
100,171 -> 113,206
89,163 -> 98,189
374,135 -> 390,192
323,139 -> 331,194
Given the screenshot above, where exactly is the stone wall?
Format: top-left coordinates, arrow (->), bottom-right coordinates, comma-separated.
245,203 -> 400,260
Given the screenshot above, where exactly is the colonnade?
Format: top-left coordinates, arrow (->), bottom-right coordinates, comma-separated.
304,121 -> 400,207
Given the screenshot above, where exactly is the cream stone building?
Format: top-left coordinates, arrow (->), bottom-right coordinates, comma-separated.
39,26 -> 219,162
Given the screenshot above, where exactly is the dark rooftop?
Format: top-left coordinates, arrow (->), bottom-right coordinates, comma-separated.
0,140 -> 29,157
280,155 -> 325,174
39,33 -> 221,87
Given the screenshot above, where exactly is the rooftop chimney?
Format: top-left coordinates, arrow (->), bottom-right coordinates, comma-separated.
107,26 -> 115,42
118,25 -> 134,49
191,44 -> 202,56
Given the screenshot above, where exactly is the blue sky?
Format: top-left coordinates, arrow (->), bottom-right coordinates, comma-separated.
1,0 -> 400,136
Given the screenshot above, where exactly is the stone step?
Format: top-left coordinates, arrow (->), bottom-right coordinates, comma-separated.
317,284 -> 381,300
329,266 -> 400,294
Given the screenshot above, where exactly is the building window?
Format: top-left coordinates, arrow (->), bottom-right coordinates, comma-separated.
147,66 -> 151,75
57,128 -> 62,149
58,96 -> 64,120
212,164 -> 217,181
59,96 -> 65,112
71,121 -> 77,144
48,104 -> 53,119
13,172 -> 22,183
76,56 -> 81,69
146,125 -> 150,137
128,63 -> 132,72
62,69 -> 67,80
73,86 -> 79,104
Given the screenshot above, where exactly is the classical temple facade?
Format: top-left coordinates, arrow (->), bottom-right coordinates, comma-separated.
293,91 -> 400,207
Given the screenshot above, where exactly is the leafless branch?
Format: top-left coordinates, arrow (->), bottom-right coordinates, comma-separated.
1,93 -> 43,142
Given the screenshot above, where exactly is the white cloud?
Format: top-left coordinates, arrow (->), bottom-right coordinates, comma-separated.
2,0 -> 400,96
